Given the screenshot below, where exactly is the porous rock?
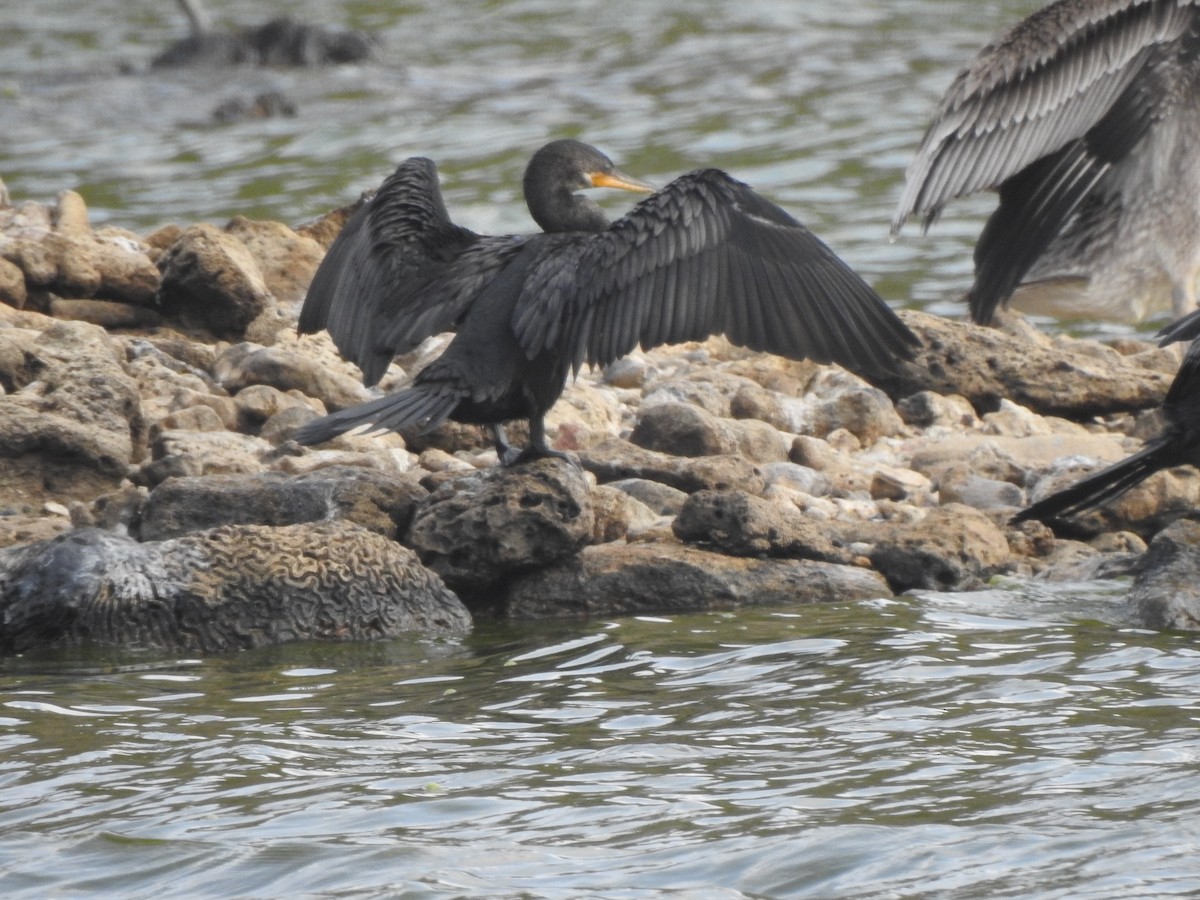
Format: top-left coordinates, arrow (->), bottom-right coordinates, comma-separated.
0,521 -> 469,655
884,310 -> 1171,418
866,504 -> 1012,592
405,458 -> 594,597
507,540 -> 891,618
214,341 -> 371,411
580,436 -> 767,494
224,216 -> 324,305
0,321 -> 140,512
673,489 -> 856,564
139,466 -> 427,541
156,224 -> 272,337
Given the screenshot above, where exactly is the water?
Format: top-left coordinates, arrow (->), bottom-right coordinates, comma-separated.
3,1 -> 1198,896
6,587 -> 1200,898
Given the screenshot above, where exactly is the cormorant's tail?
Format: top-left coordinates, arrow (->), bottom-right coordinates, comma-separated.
1012,437 -> 1178,524
292,387 -> 459,446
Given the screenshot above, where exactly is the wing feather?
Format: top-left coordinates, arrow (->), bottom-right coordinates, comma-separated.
513,169 -> 917,378
298,157 -> 526,385
894,0 -> 1197,232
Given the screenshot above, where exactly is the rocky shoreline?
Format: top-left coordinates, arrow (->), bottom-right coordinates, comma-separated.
1,187 -> 1197,653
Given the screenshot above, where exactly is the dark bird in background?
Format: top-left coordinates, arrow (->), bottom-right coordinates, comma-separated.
893,0 -> 1200,326
153,0 -> 377,69
1013,331 -> 1200,524
295,139 -> 918,465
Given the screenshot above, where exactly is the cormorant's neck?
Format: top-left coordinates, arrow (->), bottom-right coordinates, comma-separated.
525,184 -> 610,234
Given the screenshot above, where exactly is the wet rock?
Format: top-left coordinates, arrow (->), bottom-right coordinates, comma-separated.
867,504 -> 1012,592
156,224 -> 271,338
673,489 -> 857,564
507,541 -> 891,618
406,459 -> 594,598
886,310 -> 1171,418
139,467 -> 426,541
224,216 -> 323,306
0,522 -> 467,655
1128,521 -> 1200,630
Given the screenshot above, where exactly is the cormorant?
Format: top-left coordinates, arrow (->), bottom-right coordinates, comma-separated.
294,139 -> 918,464
1013,330 -> 1200,524
893,0 -> 1200,325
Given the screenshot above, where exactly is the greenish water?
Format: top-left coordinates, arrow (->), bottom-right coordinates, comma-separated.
2,2 -> 1198,896
6,587 -> 1200,898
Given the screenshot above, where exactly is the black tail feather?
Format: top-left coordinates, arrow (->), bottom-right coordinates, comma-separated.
1012,438 -> 1176,524
292,387 -> 459,446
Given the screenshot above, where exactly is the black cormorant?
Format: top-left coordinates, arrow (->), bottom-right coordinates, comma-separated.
894,0 -> 1200,325
295,139 -> 918,464
1013,330 -> 1200,524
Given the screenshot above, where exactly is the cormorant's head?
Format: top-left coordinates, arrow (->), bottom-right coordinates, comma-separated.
524,140 -> 654,233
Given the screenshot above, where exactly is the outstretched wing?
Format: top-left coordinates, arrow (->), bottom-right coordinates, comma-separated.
893,0 -> 1197,233
298,157 -> 526,385
514,169 -> 917,377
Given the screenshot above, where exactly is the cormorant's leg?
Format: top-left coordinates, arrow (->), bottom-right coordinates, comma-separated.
491,424 -> 517,463
506,415 -> 576,466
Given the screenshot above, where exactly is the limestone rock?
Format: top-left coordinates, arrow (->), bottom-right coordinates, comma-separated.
224,216 -> 324,306
866,504 -> 1012,592
0,522 -> 468,655
214,341 -> 371,411
507,541 -> 891,618
673,489 -> 856,564
139,467 -> 427,541
0,321 -> 140,512
156,224 -> 272,338
406,459 -> 594,597
580,436 -> 767,495
884,310 -> 1171,418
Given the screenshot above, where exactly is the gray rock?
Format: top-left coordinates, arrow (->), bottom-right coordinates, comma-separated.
507,541 -> 891,618
1128,520 -> 1200,630
140,467 -> 427,541
406,459 -> 594,597
137,429 -> 273,487
0,522 -> 469,655
673,489 -> 856,564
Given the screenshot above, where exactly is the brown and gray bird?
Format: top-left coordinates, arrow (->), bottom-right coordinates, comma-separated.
894,0 -> 1200,326
295,140 -> 918,464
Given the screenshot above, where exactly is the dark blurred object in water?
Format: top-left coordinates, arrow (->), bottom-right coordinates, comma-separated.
152,0 -> 378,68
211,90 -> 298,124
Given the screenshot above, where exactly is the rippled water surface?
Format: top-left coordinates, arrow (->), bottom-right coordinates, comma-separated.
3,2 -> 1198,896
6,587 -> 1200,898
